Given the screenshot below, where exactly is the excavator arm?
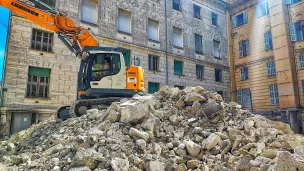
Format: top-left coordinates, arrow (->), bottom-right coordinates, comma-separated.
0,0 -> 98,56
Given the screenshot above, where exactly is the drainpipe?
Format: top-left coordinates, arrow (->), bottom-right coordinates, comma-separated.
165,0 -> 169,85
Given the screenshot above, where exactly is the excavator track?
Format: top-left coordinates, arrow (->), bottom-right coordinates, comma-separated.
57,97 -> 125,120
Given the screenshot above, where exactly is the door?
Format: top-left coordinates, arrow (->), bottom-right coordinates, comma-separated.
10,113 -> 33,134
242,88 -> 252,110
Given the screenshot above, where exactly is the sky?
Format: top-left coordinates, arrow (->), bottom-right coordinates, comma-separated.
0,7 -> 10,83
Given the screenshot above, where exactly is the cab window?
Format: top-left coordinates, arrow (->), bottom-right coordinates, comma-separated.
91,53 -> 121,81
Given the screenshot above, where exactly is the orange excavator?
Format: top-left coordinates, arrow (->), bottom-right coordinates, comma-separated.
0,0 -> 145,119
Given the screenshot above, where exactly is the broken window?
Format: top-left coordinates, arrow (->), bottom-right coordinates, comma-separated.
27,67 -> 50,98
31,29 -> 53,52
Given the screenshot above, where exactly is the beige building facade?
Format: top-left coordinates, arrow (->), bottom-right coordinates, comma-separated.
228,0 -> 304,133
0,0 -> 230,135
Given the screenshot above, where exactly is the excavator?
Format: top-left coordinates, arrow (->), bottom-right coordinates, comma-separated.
0,0 -> 145,120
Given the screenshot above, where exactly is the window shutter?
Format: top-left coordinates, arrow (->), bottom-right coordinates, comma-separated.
295,21 -> 303,41
269,31 -> 273,49
232,16 -> 237,28
237,89 -> 242,105
245,68 -> 249,79
264,32 -> 269,50
265,3 -> 269,15
300,54 -> 304,69
267,62 -> 271,75
243,12 -> 248,24
245,39 -> 250,55
174,60 -> 182,75
272,61 -> 276,75
286,0 -> 292,4
256,5 -> 261,18
29,67 -> 50,77
239,42 -> 243,57
289,23 -> 297,42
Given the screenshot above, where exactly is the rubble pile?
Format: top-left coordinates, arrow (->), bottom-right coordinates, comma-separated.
1,86 -> 304,171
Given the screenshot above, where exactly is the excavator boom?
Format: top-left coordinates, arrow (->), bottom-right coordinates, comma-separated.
0,0 -> 98,54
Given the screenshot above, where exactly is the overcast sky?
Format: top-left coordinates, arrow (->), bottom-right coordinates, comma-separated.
0,7 -> 10,83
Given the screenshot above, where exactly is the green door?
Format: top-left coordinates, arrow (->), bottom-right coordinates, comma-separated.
121,49 -> 131,67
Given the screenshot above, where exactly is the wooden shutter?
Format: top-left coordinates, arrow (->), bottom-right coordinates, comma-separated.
264,32 -> 269,50
245,39 -> 250,56
237,89 -> 242,105
289,23 -> 297,42
243,12 -> 248,24
300,54 -> 304,69
272,61 -> 276,75
239,42 -> 243,57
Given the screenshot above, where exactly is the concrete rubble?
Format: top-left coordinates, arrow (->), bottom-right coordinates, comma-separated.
0,86 -> 304,171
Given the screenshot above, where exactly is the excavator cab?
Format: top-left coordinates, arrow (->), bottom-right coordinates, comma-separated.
57,47 -> 145,119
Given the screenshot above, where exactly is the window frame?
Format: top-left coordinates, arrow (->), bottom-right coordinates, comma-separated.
118,9 -> 132,34
148,19 -> 159,42
81,0 -> 98,25
173,27 -> 183,48
269,84 -> 279,106
148,54 -> 159,71
31,29 -> 54,53
300,54 -> 304,69
239,39 -> 250,58
264,31 -> 273,50
240,67 -> 249,80
215,68 -> 222,82
26,67 -> 50,99
174,60 -> 183,75
148,82 -> 160,94
193,4 -> 201,19
195,33 -> 203,54
232,12 -> 248,28
173,0 -> 181,11
196,64 -> 204,79
213,40 -> 221,59
266,61 -> 276,76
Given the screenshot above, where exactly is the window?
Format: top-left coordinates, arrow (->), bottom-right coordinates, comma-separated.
149,55 -> 159,71
193,4 -> 201,19
81,0 -> 97,24
118,9 -> 131,33
174,85 -> 184,90
232,12 -> 248,28
148,82 -> 160,94
269,84 -> 279,106
35,0 -> 56,9
264,31 -> 273,50
300,54 -> 304,69
212,12 -> 218,26
173,27 -> 183,48
289,21 -> 304,42
267,61 -> 276,76
195,34 -> 203,54
286,0 -> 302,5
240,67 -> 249,80
237,88 -> 252,108
148,19 -> 159,41
239,39 -> 250,57
31,29 -> 53,52
256,2 -> 269,18
213,40 -> 220,58
174,60 -> 183,75
26,67 -> 50,98
196,64 -> 204,78
173,0 -> 180,11
215,68 -> 222,82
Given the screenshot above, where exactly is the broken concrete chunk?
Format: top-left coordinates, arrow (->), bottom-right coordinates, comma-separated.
184,140 -> 201,157
202,101 -> 223,118
145,161 -> 165,171
110,157 -> 129,171
203,133 -> 221,150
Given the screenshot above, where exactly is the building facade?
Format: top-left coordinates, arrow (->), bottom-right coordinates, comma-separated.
228,0 -> 304,133
0,0 -> 230,135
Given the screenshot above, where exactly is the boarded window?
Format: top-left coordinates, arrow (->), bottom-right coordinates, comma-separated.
174,60 -> 183,75
118,9 -> 131,33
239,39 -> 250,57
195,34 -> 203,54
148,19 -> 159,41
269,84 -> 279,106
173,27 -> 183,48
81,0 -> 98,24
267,61 -> 276,76
213,40 -> 220,58
240,67 -> 249,80
148,82 -> 159,94
148,55 -> 159,71
215,68 -> 222,82
264,31 -> 273,50
31,29 -> 53,52
232,12 -> 248,28
196,64 -> 204,78
26,67 -> 50,98
173,0 -> 180,10
212,12 -> 218,26
300,54 -> 304,69
193,4 -> 201,19
256,2 -> 269,18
